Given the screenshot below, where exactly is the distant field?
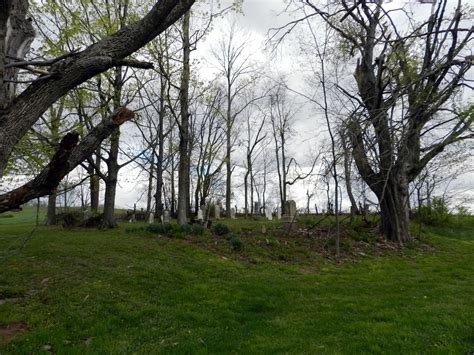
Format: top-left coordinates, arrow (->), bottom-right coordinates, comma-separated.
0,209 -> 473,353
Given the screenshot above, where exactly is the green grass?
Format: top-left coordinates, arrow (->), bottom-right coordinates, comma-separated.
0,210 -> 473,353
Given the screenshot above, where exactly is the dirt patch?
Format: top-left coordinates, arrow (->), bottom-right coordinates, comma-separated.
0,322 -> 29,344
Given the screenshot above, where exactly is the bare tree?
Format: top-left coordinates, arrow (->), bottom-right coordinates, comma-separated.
211,21 -> 257,217
192,85 -> 226,213
242,97 -> 267,216
291,0 -> 473,243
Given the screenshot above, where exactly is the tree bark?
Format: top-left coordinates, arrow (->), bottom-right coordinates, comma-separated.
89,155 -> 101,212
177,10 -> 191,225
146,147 -> 155,217
154,75 -> 166,220
102,128 -> 120,228
377,177 -> 411,244
46,192 -> 57,225
341,130 -> 359,217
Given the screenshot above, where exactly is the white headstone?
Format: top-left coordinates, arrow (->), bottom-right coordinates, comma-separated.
215,205 -> 220,220
230,208 -> 236,219
163,210 -> 170,223
265,207 -> 273,221
197,209 -> 204,221
276,207 -> 281,220
148,212 -> 154,224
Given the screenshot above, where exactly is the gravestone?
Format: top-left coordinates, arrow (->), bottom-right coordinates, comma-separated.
215,205 -> 221,220
148,212 -> 154,224
197,208 -> 204,222
162,210 -> 170,224
283,200 -> 297,231
265,207 -> 273,221
284,200 -> 297,218
276,207 -> 281,220
230,208 -> 236,219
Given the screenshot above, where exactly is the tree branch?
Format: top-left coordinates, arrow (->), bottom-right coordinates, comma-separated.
0,107 -> 134,212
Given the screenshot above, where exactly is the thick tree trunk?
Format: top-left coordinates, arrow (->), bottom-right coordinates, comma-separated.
101,66 -> 123,228
377,177 -> 411,244
0,0 -> 35,109
46,192 -> 57,225
102,128 -> 120,228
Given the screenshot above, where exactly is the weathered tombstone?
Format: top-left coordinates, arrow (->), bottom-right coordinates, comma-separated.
148,212 -> 154,224
162,210 -> 170,224
230,208 -> 236,219
215,204 -> 221,220
283,200 -> 297,231
276,207 -> 281,220
265,207 -> 273,221
197,208 -> 204,222
284,200 -> 297,218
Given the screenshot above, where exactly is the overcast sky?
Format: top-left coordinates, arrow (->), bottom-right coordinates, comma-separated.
108,0 -> 474,213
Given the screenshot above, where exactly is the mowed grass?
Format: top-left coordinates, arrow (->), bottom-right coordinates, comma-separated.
0,209 -> 473,353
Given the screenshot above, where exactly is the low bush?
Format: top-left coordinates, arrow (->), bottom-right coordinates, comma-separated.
213,223 -> 230,236
56,211 -> 83,228
229,235 -> 243,251
81,213 -> 103,228
145,223 -> 172,234
416,197 -> 451,226
191,224 -> 205,236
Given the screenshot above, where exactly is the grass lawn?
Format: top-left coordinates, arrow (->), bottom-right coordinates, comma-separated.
0,209 -> 473,353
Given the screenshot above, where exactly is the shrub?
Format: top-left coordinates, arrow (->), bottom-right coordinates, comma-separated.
417,197 -> 451,225
213,223 -> 230,236
57,211 -> 83,228
229,235 -> 243,251
81,213 -> 103,228
145,223 -> 172,234
456,205 -> 471,217
180,224 -> 193,235
191,224 -> 205,236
